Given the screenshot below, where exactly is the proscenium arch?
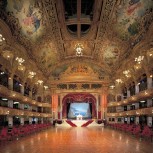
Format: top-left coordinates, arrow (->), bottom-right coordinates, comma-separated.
49,59 -> 112,78
62,93 -> 97,119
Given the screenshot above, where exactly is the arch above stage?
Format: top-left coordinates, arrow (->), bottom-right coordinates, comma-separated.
62,93 -> 97,119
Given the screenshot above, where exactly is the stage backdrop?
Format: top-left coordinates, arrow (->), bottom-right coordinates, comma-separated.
68,102 -> 92,119
62,93 -> 96,118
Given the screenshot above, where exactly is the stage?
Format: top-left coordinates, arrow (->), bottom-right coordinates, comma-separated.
55,119 -> 104,127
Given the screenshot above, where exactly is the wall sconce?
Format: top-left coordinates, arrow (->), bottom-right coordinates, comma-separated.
109,85 -> 115,89
44,85 -> 48,90
116,79 -> 123,83
37,80 -> 43,85
2,50 -> 14,60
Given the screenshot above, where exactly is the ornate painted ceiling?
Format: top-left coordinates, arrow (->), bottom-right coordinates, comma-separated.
0,0 -> 153,84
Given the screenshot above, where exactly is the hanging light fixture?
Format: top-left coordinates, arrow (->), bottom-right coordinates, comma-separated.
74,43 -> 83,57
135,56 -> 144,64
28,71 -> 36,78
116,79 -> 123,83
0,33 -> 5,45
16,57 -> 25,71
16,57 -> 25,65
123,70 -> 131,77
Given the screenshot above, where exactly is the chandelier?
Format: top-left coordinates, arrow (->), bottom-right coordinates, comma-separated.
16,57 -> 25,65
28,71 -> 36,78
37,80 -> 43,85
16,57 -> 25,71
74,43 -> 83,56
116,79 -> 123,83
123,70 -> 131,77
135,56 -> 144,64
0,33 -> 5,44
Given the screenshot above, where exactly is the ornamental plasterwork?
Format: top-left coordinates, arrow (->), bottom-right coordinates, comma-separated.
0,0 -> 153,85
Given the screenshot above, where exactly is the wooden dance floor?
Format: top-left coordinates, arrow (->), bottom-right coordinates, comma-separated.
0,127 -> 153,153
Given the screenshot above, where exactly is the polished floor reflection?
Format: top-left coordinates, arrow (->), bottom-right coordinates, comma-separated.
0,127 -> 153,153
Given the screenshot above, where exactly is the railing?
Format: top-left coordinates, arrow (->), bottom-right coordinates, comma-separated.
0,85 -> 51,108
108,88 -> 153,107
107,107 -> 153,117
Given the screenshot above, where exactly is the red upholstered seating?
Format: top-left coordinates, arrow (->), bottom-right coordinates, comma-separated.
0,127 -> 12,142
132,125 -> 141,136
141,126 -> 153,141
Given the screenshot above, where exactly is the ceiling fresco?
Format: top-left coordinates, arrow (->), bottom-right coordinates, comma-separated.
112,0 -> 153,41
33,41 -> 58,75
3,0 -> 44,42
0,0 -> 153,82
99,39 -> 120,66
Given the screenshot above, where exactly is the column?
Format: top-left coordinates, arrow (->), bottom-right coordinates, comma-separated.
121,117 -> 124,123
127,90 -> 130,98
8,116 -> 13,127
52,94 -> 58,120
147,117 -> 152,127
135,116 -> 139,124
101,94 -> 107,120
19,103 -> 24,110
135,103 -> 139,109
20,117 -> 24,125
115,117 -> 118,123
35,118 -> 38,124
41,118 -> 44,124
20,84 -> 24,95
29,117 -> 32,124
59,95 -> 63,120
147,99 -> 152,107
135,84 -> 139,94
29,91 -> 32,98
147,77 -> 152,89
41,107 -> 43,113
127,117 -> 130,124
8,76 -> 13,90
95,94 -> 98,119
28,105 -> 32,111
8,100 -> 13,108
98,95 -> 101,119
127,105 -> 131,111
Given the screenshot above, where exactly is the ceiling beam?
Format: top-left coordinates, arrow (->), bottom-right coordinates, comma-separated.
77,0 -> 81,39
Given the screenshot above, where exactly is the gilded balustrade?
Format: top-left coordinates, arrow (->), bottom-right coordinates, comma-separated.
0,85 -> 51,108
107,107 -> 153,117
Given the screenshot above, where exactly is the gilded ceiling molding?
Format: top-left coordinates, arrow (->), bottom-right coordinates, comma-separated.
42,0 -> 65,58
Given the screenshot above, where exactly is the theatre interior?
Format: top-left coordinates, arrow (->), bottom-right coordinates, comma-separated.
0,0 -> 153,153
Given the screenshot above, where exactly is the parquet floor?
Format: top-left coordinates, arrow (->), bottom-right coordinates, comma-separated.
0,127 -> 153,153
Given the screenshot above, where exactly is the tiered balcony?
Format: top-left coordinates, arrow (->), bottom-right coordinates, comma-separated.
107,88 -> 153,117
0,85 -> 51,108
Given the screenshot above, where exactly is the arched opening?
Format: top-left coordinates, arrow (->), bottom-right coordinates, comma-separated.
62,93 -> 97,119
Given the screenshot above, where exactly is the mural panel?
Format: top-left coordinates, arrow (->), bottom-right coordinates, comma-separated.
112,0 -> 153,41
33,41 -> 58,72
3,0 -> 44,41
99,39 -> 120,66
